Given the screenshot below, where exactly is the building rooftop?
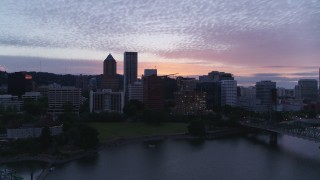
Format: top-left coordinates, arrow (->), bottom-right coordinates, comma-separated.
105,53 -> 115,61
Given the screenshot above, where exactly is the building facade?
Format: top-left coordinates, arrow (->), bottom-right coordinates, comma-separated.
128,81 -> 143,102
196,82 -> 221,110
47,86 -> 81,114
296,79 -> 318,102
8,72 -> 34,97
174,91 -> 206,115
124,52 -> 138,101
221,80 -> 237,107
255,81 -> 276,112
0,94 -> 23,112
143,75 -> 164,110
101,54 -> 119,91
89,90 -> 124,113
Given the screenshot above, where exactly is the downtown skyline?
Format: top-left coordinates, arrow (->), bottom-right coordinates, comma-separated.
0,0 -> 320,88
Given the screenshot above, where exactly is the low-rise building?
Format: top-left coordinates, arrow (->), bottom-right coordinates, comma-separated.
90,90 -> 124,113
7,125 -> 63,139
22,91 -> 42,101
47,86 -> 81,114
0,94 -> 23,112
128,81 -> 143,102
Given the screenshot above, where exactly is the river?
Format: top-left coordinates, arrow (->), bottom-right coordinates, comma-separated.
2,135 -> 320,180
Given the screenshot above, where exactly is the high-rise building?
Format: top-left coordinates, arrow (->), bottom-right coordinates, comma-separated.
124,52 -> 138,101
221,80 -> 237,107
8,72 -> 33,97
101,54 -> 119,91
196,82 -> 221,110
104,54 -> 117,76
143,75 -> 164,110
255,80 -> 276,112
296,79 -> 318,102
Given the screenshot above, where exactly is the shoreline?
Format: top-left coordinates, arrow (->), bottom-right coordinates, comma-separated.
0,127 -> 245,179
0,127 -> 245,164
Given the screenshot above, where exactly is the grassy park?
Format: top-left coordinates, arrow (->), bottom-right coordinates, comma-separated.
89,122 -> 188,143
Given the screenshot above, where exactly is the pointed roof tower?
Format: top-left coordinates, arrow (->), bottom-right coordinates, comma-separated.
105,53 -> 116,61
103,53 -> 117,76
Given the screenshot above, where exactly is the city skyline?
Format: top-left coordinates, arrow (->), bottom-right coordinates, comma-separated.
0,0 -> 320,88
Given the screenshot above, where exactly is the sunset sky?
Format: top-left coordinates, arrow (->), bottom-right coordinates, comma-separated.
0,0 -> 319,88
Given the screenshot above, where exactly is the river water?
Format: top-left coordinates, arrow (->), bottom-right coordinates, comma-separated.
2,135 -> 320,180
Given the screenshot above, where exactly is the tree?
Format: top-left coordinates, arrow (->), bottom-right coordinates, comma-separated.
24,100 -> 47,116
40,126 -> 51,149
0,121 -> 5,133
123,100 -> 144,117
63,101 -> 74,113
142,109 -> 165,124
188,119 -> 206,137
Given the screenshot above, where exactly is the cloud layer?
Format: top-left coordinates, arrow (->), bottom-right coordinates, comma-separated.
0,0 -> 319,87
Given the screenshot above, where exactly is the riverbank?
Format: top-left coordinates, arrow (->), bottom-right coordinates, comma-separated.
0,127 -> 246,179
1,127 -> 245,164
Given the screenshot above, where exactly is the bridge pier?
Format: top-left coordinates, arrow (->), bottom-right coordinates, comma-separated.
269,132 -> 278,145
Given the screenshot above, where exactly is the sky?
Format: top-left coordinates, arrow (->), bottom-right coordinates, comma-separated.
0,0 -> 320,88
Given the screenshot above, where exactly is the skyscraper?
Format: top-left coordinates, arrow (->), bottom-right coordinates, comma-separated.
297,79 -> 318,102
103,54 -> 116,76
101,54 -> 119,91
255,80 -> 276,112
124,52 -> 138,101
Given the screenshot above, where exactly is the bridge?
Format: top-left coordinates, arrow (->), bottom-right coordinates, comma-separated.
240,120 -> 320,143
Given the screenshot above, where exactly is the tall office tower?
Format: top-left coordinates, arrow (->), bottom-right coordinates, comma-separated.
297,79 -> 318,102
221,80 -> 237,107
124,52 -> 138,101
101,54 -> 119,91
143,75 -> 164,110
104,54 -> 116,76
255,80 -> 276,112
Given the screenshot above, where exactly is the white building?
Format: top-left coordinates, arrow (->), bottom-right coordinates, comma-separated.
221,80 -> 237,107
0,94 -> 23,112
22,91 -> 42,101
90,90 -> 124,113
128,81 -> 143,103
48,86 -> 81,114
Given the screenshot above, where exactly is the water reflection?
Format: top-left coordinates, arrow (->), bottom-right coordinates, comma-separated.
2,135 -> 320,180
